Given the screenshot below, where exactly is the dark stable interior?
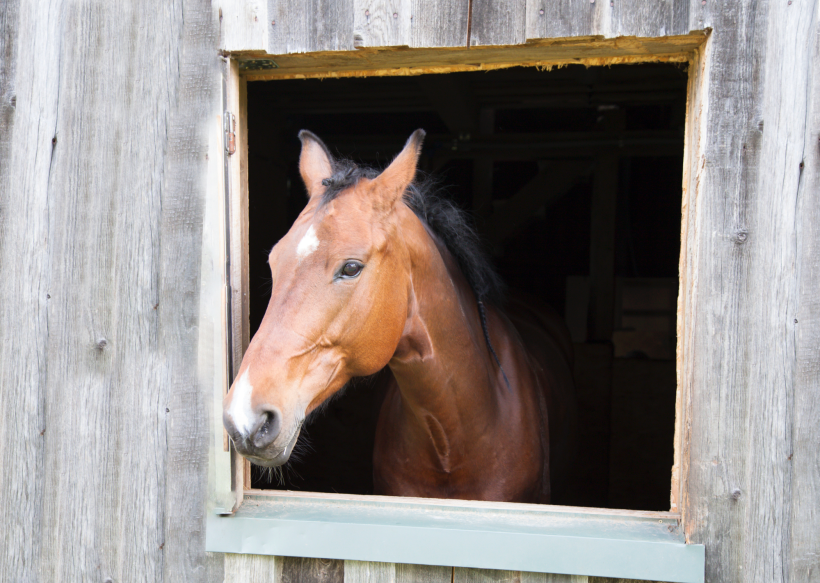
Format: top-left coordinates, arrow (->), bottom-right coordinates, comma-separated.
245,64 -> 686,511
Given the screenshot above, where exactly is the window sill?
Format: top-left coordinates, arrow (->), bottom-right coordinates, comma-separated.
206,491 -> 703,583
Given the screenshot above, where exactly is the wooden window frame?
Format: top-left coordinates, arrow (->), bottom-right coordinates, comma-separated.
204,36 -> 710,582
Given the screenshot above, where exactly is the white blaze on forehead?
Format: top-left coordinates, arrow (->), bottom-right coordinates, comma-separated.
296,225 -> 320,259
229,368 -> 255,436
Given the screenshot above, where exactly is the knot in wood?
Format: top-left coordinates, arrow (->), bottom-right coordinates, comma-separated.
731,488 -> 741,500
733,230 -> 748,244
96,337 -> 108,350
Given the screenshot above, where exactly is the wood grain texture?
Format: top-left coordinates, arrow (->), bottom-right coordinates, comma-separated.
0,0 -> 222,581
281,557 -> 345,583
269,0 -> 355,53
522,572 -> 588,583
353,0 -> 469,48
455,568 -> 520,583
218,0 -> 269,52
353,0 -> 413,48
520,0 -> 694,44
0,0 -> 48,578
161,3 -> 223,580
227,59 -> 252,500
525,0 -> 595,42
790,13 -> 820,583
470,0 -> 526,47
225,553 -> 282,583
680,1 -> 820,582
219,0 -> 700,52
396,564 -> 453,583
345,560 -> 396,583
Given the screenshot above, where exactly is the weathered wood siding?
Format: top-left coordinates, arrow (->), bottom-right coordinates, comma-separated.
1,0 -> 818,582
0,0 -> 222,581
678,1 -> 820,582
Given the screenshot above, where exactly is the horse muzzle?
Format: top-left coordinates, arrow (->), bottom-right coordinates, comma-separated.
223,408 -> 302,466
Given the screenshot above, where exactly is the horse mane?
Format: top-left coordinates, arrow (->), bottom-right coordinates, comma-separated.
320,158 -> 505,306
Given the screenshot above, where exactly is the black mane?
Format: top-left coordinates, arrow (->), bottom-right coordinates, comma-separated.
320,158 -> 505,306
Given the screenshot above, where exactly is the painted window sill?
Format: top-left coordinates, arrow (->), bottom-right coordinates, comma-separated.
206,491 -> 704,583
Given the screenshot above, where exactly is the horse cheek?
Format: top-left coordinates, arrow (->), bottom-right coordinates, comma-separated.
350,288 -> 406,376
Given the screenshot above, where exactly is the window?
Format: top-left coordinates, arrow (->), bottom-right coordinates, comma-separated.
205,38 -> 707,583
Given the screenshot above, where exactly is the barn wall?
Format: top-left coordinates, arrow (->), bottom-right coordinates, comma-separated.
0,0 -> 223,581
0,0 -> 818,582
680,2 -> 820,582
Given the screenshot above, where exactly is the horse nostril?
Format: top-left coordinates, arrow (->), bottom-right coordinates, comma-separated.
222,410 -> 240,441
251,409 -> 281,449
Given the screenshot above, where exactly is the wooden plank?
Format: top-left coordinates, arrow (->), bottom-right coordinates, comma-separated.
408,0 -> 469,48
680,1 -> 820,583
0,0 -> 222,580
525,0 -> 595,42
243,34 -> 706,81
345,560 -> 396,583
396,564 -> 452,583
217,0 -> 699,52
161,1 -> 223,578
522,572 -> 588,583
226,554 -> 283,583
268,0 -> 355,53
741,0 -> 818,581
218,0 -> 269,52
610,0 -> 691,39
282,557 -> 345,583
470,0 -> 526,47
0,0 -> 49,578
790,12 -> 820,582
588,151 -> 619,342
227,58 -> 251,501
588,109 -> 623,343
353,0 -> 469,48
454,568 -> 520,583
524,0 -> 691,42
353,0 -> 411,48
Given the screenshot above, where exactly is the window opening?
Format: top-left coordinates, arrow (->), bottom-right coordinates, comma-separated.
244,63 -> 686,511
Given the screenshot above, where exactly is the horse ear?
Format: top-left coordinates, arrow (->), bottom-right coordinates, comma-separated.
298,130 -> 334,199
370,129 -> 426,210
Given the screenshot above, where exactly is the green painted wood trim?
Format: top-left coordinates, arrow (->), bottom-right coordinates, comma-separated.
206,493 -> 704,582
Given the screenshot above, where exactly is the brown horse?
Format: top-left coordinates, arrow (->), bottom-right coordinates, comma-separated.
223,130 -> 577,503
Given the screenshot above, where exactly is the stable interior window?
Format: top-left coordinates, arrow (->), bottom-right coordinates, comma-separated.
243,64 -> 686,512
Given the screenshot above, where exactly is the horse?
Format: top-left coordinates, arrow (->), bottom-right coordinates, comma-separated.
222,129 -> 577,503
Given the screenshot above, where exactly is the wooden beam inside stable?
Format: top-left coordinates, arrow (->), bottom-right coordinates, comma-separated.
472,108 -> 495,221
587,109 -> 625,342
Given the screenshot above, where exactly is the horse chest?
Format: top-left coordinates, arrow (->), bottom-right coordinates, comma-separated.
372,382 -> 546,503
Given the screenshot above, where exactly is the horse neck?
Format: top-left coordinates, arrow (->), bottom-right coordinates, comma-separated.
387,213 -> 502,455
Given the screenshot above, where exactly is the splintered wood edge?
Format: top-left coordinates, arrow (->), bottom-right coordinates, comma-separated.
234,33 -> 710,520
238,34 -> 707,81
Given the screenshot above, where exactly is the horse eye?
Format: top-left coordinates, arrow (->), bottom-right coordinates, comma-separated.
341,262 -> 363,278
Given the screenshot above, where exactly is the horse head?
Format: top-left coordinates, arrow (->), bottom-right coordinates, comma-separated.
223,129 -> 425,467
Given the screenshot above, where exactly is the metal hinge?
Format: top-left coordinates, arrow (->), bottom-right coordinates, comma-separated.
223,111 -> 236,155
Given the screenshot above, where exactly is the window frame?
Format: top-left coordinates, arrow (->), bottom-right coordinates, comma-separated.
204,37 -> 710,582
